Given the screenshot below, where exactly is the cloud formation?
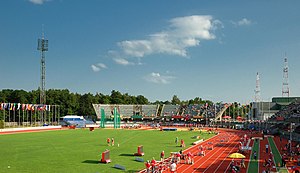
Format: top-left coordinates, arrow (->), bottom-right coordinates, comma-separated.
144,72 -> 175,84
232,18 -> 252,26
111,15 -> 219,65
113,58 -> 134,66
29,0 -> 49,5
91,63 -> 107,72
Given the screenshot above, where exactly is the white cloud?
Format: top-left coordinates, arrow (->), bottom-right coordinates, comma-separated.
29,0 -> 50,5
112,15 -> 220,65
232,18 -> 252,26
238,18 -> 252,26
144,72 -> 175,84
113,58 -> 134,66
91,63 -> 107,72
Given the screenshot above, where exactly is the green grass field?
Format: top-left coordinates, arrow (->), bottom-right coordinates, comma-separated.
247,139 -> 259,173
0,128 -> 214,173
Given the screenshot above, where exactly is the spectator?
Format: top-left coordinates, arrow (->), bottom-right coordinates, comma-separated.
170,161 -> 177,173
145,161 -> 151,173
151,157 -> 156,172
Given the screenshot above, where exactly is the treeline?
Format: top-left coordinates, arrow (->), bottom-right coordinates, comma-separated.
0,89 -> 215,117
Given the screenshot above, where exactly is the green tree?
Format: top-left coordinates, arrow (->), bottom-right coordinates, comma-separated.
136,95 -> 149,104
171,95 -> 181,105
110,90 -> 123,104
78,93 -> 96,115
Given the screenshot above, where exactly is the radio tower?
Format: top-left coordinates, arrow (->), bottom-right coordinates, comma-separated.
255,72 -> 261,102
282,55 -> 290,97
37,31 -> 48,107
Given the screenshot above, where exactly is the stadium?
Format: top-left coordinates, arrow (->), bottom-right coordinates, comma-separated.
1,98 -> 300,173
1,1 -> 300,173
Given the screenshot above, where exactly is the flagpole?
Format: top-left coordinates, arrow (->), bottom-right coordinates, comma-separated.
18,106 -> 20,127
13,106 -> 16,127
34,109 -> 37,127
27,109 -> 29,127
8,108 -> 10,128
30,110 -> 32,127
22,108 -> 24,127
3,105 -> 5,129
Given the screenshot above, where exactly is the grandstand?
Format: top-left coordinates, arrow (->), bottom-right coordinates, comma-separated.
160,104 -> 180,117
92,104 -> 229,124
251,97 -> 300,121
92,104 -> 159,120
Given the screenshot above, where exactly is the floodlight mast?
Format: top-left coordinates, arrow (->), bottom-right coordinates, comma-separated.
37,35 -> 48,107
282,55 -> 289,97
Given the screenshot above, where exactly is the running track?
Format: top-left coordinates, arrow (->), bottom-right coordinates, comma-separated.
163,129 -> 252,173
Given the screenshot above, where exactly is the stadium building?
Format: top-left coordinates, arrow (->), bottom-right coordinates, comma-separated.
251,97 -> 300,121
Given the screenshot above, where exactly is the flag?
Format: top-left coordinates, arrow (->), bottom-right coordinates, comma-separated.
0,103 -> 2,110
22,104 -> 26,110
13,103 -> 16,111
17,103 -> 21,110
27,104 -> 31,111
4,103 -> 8,110
31,104 -> 35,111
37,104 -> 45,111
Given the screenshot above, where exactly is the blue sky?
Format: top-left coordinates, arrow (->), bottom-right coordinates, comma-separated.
1,0 -> 300,103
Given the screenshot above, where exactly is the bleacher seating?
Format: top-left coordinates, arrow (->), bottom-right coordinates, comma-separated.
161,105 -> 180,117
269,101 -> 300,122
141,105 -> 158,117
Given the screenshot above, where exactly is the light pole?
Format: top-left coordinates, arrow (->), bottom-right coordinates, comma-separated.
290,123 -> 294,154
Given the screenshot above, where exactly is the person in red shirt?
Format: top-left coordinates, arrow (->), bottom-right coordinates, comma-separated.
145,161 -> 151,173
160,151 -> 165,161
187,152 -> 193,164
107,138 -> 110,146
151,157 -> 156,172
181,139 -> 185,148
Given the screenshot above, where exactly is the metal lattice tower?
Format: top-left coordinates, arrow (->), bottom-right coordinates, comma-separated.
282,56 -> 290,97
37,33 -> 48,106
254,72 -> 261,102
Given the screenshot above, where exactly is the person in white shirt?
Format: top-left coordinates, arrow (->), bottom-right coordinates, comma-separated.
170,162 -> 177,173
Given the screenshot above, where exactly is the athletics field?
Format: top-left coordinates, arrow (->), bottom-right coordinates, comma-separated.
0,128 -> 214,173
0,127 -> 293,173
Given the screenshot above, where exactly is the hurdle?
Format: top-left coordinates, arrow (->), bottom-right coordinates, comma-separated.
100,150 -> 111,163
134,145 -> 144,156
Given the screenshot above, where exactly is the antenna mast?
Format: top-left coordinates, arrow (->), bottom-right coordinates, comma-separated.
282,55 -> 289,97
255,72 -> 261,102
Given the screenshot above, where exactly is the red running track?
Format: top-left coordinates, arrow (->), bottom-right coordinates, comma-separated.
259,137 -> 277,173
162,129 -> 252,173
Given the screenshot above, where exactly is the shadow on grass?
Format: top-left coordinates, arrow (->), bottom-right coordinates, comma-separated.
82,160 -> 99,164
119,153 -> 134,157
126,170 -> 140,173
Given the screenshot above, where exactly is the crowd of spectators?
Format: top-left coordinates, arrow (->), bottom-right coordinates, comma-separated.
270,101 -> 300,122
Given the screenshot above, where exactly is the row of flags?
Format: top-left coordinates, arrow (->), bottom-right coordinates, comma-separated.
0,103 -> 51,111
